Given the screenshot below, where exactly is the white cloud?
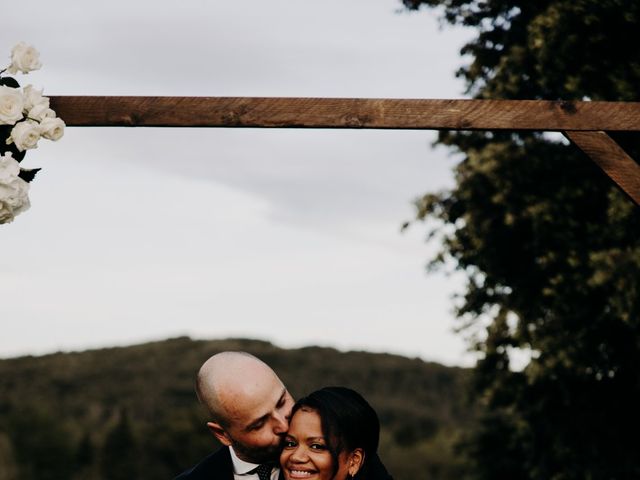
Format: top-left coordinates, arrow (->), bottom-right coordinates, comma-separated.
1,0 -> 476,366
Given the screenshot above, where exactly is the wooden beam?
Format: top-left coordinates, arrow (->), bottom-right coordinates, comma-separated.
564,131 -> 640,206
47,95 -> 640,205
50,96 -> 640,131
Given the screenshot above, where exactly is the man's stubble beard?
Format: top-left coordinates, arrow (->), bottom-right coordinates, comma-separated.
231,435 -> 286,464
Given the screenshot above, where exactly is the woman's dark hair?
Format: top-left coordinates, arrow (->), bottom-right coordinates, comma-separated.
291,386 -> 380,479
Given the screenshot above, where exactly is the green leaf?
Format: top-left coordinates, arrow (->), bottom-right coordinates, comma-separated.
0,76 -> 20,88
0,136 -> 27,162
18,168 -> 41,183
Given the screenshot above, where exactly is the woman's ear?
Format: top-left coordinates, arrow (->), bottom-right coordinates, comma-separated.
347,448 -> 365,477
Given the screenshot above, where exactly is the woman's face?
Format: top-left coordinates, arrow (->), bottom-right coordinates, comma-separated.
280,408 -> 355,480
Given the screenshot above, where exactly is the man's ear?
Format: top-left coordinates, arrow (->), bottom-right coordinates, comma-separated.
347,448 -> 365,477
207,421 -> 232,446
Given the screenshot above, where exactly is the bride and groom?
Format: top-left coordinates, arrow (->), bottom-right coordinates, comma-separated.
175,351 -> 393,480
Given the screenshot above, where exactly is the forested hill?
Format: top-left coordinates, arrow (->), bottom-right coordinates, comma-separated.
0,337 -> 472,480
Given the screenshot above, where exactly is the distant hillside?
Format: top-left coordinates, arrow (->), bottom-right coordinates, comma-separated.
0,337 -> 473,480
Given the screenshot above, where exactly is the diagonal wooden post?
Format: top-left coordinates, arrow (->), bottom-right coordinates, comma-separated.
563,131 -> 640,204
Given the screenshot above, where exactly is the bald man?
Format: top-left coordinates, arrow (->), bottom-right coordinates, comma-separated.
175,352 -> 294,480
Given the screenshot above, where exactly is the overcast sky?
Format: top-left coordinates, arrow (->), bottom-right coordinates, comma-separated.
2,0 -> 478,366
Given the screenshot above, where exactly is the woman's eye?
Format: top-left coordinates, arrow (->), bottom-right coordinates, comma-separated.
310,443 -> 326,450
283,440 -> 297,448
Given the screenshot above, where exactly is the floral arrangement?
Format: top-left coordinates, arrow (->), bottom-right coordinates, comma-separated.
0,42 -> 65,224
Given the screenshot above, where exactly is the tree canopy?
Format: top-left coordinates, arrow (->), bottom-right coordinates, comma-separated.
402,1 -> 640,478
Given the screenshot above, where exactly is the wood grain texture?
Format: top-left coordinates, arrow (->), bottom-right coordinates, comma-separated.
49,96 -> 640,131
564,130 -> 640,205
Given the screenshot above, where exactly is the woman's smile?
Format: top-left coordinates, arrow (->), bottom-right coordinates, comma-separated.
287,468 -> 319,479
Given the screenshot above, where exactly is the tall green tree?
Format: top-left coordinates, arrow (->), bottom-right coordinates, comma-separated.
401,1 -> 640,478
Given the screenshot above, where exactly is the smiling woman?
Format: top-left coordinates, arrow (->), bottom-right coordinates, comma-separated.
281,387 -> 392,480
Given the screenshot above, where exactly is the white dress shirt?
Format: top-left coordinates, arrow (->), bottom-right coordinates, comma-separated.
229,446 -> 280,480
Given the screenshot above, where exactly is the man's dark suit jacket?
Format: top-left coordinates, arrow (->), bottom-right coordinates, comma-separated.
174,447 -> 285,480
174,446 -> 393,480
174,447 -> 234,480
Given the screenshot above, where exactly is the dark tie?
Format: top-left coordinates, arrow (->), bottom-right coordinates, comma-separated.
251,463 -> 273,480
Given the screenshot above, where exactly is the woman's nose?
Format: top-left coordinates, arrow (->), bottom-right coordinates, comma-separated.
289,445 -> 308,463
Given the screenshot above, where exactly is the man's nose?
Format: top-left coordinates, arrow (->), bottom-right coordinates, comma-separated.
273,411 -> 288,434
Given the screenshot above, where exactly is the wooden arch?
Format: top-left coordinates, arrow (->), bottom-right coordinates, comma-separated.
50,96 -> 640,206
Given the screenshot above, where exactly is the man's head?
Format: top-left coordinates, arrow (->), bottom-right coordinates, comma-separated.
196,351 -> 294,464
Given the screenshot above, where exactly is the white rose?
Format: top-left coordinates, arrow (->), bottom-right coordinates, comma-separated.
7,120 -> 41,151
28,103 -> 56,122
0,86 -> 25,125
0,158 -> 30,224
7,42 -> 42,75
0,152 -> 20,183
22,85 -> 50,113
39,116 -> 65,141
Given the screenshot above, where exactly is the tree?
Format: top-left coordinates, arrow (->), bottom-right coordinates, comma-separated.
101,409 -> 139,480
401,1 -> 640,478
0,434 -> 19,480
74,431 -> 98,480
4,407 -> 76,480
